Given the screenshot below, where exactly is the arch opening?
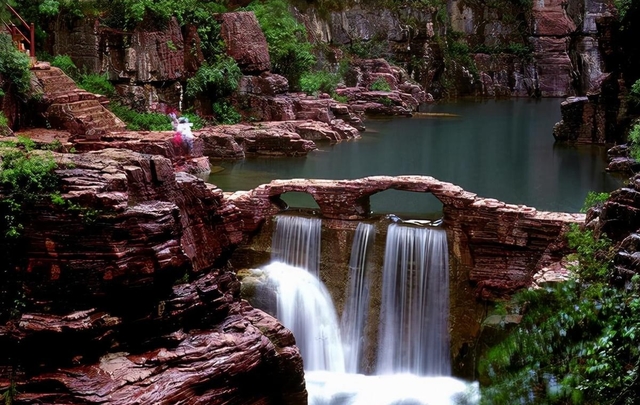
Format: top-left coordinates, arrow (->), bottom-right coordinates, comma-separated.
280,191 -> 321,210
369,189 -> 443,220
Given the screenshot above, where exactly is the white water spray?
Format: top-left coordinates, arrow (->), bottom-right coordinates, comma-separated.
341,223 -> 375,373
271,216 -> 322,276
264,262 -> 345,372
377,223 -> 451,376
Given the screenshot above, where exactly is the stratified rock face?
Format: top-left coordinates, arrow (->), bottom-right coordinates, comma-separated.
0,149 -> 306,404
553,96 -> 606,143
586,174 -> 640,284
11,302 -> 305,405
217,12 -> 271,74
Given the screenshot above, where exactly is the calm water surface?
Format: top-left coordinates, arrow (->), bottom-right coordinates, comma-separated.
208,99 -> 624,214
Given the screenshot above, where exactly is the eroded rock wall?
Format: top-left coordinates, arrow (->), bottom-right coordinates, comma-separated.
0,149 -> 306,404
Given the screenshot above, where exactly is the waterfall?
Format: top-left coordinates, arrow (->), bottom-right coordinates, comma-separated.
271,215 -> 322,276
341,223 -> 375,374
255,216 -> 478,404
264,262 -> 346,372
376,223 -> 451,376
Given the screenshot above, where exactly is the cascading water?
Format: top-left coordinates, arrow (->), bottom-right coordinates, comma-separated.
264,262 -> 346,372
271,215 -> 322,276
256,215 -> 478,404
340,223 -> 375,374
377,223 -> 451,376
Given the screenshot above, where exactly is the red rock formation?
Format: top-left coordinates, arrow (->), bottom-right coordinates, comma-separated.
0,149 -> 306,403
217,12 -> 271,74
32,63 -> 126,138
228,175 -> 583,299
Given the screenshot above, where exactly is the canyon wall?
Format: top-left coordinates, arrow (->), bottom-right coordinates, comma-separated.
0,149 -> 306,404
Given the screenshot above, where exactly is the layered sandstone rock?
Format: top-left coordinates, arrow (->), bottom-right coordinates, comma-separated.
32,63 -> 126,138
217,12 -> 271,74
0,149 -> 306,403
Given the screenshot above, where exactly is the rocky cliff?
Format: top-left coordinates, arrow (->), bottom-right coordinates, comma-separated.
294,0 -> 607,98
0,149 -> 306,404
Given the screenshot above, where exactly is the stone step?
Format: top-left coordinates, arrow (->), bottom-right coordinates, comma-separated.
48,91 -> 98,104
49,100 -> 105,114
34,68 -> 66,79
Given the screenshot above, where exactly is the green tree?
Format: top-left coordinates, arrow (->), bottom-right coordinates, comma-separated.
0,33 -> 32,95
245,0 -> 315,90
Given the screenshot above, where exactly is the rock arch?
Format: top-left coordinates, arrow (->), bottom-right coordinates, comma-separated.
229,175 -> 584,299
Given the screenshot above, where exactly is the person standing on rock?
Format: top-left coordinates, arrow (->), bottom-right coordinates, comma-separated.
177,117 -> 194,156
169,113 -> 194,156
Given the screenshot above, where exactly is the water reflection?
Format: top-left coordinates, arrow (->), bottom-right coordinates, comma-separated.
208,99 -> 624,213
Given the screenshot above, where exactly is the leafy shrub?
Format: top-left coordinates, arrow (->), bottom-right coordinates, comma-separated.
182,111 -> 206,130
108,103 -> 172,131
0,112 -> 8,131
332,93 -> 348,103
51,54 -> 79,80
628,123 -> 640,160
186,56 -> 242,99
245,0 -> 315,89
479,212 -> 640,405
0,137 -> 58,238
370,77 -> 392,91
78,73 -> 115,97
629,78 -> 640,107
0,33 -> 32,95
581,191 -> 609,213
300,71 -> 340,95
212,101 -> 241,125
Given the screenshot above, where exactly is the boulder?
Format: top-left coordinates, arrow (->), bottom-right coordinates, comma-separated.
217,12 -> 271,74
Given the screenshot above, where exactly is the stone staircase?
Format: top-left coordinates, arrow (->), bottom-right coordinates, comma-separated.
32,63 -> 126,139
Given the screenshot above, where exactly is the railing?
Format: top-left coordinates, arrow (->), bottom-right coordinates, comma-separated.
2,3 -> 35,58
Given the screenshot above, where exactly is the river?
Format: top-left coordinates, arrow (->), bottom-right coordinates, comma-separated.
207,98 -> 624,214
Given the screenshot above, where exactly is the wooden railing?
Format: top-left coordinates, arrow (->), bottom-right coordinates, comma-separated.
3,3 -> 35,58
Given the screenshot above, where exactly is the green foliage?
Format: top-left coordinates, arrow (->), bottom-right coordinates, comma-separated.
614,0 -> 633,19
300,71 -> 341,95
377,96 -> 394,106
479,212 -> 640,405
581,191 -> 609,213
51,54 -> 80,80
108,102 -> 172,131
51,55 -> 115,96
185,56 -> 242,99
628,123 -> 640,161
1,380 -> 17,405
0,33 -> 32,96
0,137 -> 58,238
182,111 -> 206,130
370,77 -> 392,91
629,79 -> 640,107
212,101 -> 241,125
0,113 -> 8,133
332,93 -> 348,103
245,0 -> 316,89
77,73 -> 115,97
